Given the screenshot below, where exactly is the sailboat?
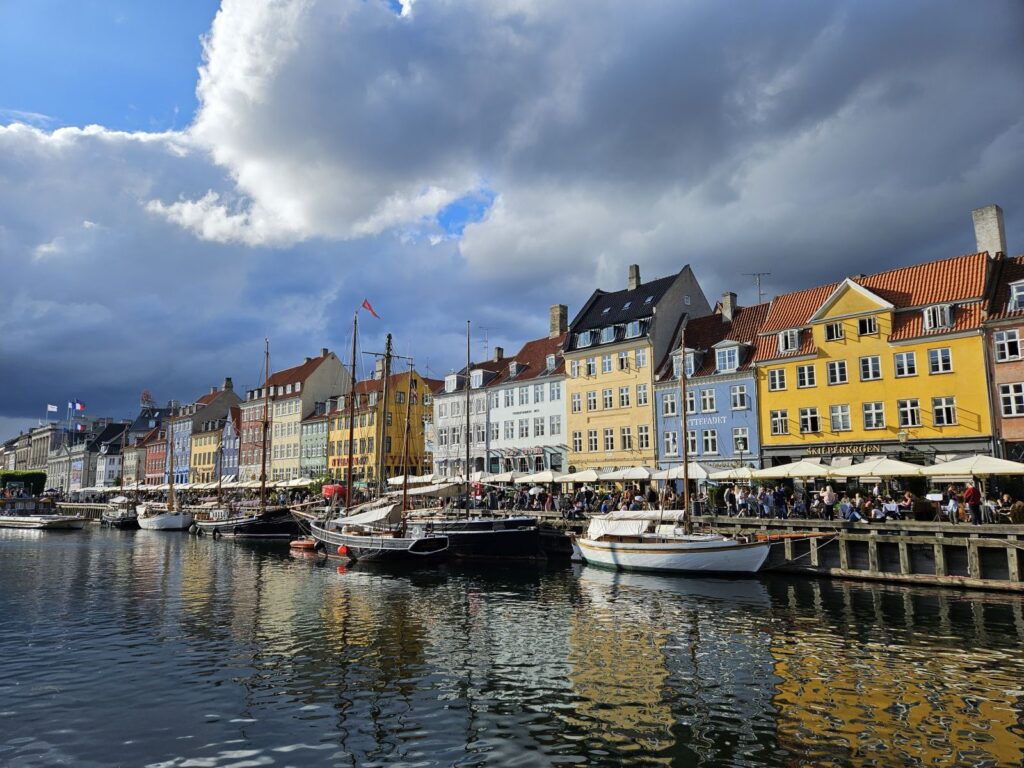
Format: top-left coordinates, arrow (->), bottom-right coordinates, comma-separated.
102,427 -> 139,529
573,326 -> 770,575
137,421 -> 194,531
309,311 -> 449,562
195,340 -> 299,539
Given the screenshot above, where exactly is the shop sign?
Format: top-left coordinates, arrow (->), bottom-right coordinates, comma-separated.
805,444 -> 881,456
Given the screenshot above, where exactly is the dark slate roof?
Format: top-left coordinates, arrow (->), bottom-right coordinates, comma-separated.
486,334 -> 567,387
565,272 -> 680,352
128,407 -> 172,436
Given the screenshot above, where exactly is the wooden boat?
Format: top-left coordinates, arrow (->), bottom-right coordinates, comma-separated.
573,510 -> 770,574
136,502 -> 193,531
310,500 -> 449,563
101,495 -> 138,529
0,497 -> 85,530
193,502 -> 299,538
406,510 -> 545,560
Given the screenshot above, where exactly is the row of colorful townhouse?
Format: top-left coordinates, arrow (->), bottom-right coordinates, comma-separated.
430,203 -> 1021,477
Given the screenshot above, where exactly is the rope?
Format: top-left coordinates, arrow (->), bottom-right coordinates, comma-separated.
761,534 -> 839,570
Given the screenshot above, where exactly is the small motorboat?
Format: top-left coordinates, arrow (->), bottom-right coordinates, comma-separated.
0,497 -> 85,530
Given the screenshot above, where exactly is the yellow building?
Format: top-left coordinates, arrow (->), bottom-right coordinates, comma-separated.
755,252 -> 994,464
189,419 -> 223,483
327,369 -> 438,486
564,264 -> 711,471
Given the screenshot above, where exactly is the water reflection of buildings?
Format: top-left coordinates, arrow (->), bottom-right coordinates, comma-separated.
769,579 -> 1024,767
570,569 -> 776,765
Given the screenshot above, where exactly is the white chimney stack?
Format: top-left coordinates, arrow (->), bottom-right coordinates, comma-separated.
628,264 -> 641,290
972,204 -> 1007,256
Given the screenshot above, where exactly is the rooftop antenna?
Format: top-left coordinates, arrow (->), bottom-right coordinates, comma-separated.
744,272 -> 771,305
480,327 -> 490,361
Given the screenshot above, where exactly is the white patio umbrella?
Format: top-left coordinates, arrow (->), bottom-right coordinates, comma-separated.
830,457 -> 923,478
489,470 -> 526,483
752,460 -> 836,481
515,469 -> 559,484
553,469 -> 600,483
919,455 -> 1024,477
652,462 -> 713,481
709,466 -> 759,482
598,467 -> 654,481
287,477 -> 314,488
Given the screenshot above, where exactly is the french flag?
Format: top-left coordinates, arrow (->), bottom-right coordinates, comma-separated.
69,399 -> 86,412
74,423 -> 86,432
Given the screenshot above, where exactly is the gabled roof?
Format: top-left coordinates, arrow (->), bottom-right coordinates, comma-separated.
486,333 -> 567,387
986,255 -> 1024,322
657,303 -> 770,379
265,351 -> 336,392
759,252 -> 988,336
573,273 -> 678,332
806,278 -> 894,323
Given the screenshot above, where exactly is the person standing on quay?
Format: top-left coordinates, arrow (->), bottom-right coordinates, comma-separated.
963,480 -> 982,525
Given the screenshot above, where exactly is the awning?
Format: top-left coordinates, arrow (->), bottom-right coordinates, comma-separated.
553,469 -> 600,483
598,467 -> 655,481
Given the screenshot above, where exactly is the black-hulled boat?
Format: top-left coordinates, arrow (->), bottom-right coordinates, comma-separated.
412,513 -> 545,560
194,504 -> 299,538
101,496 -> 139,530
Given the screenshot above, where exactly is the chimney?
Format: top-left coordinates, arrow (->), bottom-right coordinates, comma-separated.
304,357 -> 312,363
972,204 -> 1007,256
223,377 -> 233,391
321,347 -> 329,357
374,359 -> 385,380
493,346 -> 504,361
209,386 -> 218,395
628,264 -> 641,290
720,292 -> 737,323
549,304 -> 568,338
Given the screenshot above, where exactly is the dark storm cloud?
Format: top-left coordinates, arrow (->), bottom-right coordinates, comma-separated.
2,0 -> 1023,440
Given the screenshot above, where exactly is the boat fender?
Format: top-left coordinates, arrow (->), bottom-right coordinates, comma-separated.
313,539 -> 325,551
337,545 -> 348,557
196,527 -> 204,536
188,524 -> 198,535
212,528 -> 221,539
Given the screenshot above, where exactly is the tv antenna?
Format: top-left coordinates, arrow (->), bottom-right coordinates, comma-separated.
744,272 -> 771,305
480,327 -> 490,361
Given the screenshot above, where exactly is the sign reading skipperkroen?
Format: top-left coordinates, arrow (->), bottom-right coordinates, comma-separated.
804,444 -> 882,456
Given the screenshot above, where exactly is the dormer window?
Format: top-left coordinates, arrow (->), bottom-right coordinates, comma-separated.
923,304 -> 953,331
601,307 -> 610,315
674,352 -> 695,378
600,326 -> 615,343
1010,282 -> 1024,311
471,370 -> 483,388
508,362 -> 520,377
445,375 -> 458,393
577,330 -> 594,348
644,295 -> 654,304
285,384 -> 292,394
625,320 -> 641,339
778,329 -> 799,353
716,347 -> 739,372
295,382 -> 301,393
622,301 -> 631,310
545,354 -> 556,371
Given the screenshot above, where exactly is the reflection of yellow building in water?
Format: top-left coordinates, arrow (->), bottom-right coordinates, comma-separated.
771,624 -> 1024,766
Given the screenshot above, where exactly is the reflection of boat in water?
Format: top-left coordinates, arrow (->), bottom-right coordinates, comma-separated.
577,564 -> 772,609
574,511 -> 770,574
0,497 -> 85,530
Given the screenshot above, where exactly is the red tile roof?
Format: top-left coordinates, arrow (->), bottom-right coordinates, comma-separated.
889,302 -> 983,341
753,330 -> 817,363
668,304 -> 770,377
486,333 -> 567,387
266,351 -> 334,390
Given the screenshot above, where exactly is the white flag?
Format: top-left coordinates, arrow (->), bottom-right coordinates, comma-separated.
46,404 -> 58,413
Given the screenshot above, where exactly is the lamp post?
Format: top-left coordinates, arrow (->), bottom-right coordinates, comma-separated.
735,436 -> 748,468
897,429 -> 909,458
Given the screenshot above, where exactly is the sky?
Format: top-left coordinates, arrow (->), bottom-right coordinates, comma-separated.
1,0 -> 1023,442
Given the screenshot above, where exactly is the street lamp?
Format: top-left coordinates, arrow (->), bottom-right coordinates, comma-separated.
735,436 -> 748,467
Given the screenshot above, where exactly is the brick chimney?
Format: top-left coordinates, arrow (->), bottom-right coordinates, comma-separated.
628,264 -> 641,290
321,347 -> 329,357
493,346 -> 504,361
972,204 -> 1007,256
720,292 -> 737,323
549,304 -> 568,338
223,377 -> 233,391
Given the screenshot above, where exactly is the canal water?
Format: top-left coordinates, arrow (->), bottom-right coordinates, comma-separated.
1,527 -> 1022,767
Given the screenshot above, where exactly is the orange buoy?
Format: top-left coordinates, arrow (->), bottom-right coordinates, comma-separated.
337,545 -> 348,556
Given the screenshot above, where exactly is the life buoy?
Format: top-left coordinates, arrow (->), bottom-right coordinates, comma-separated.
337,544 -> 348,556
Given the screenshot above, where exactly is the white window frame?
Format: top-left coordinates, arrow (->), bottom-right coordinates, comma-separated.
600,327 -> 615,344
732,427 -> 749,454
799,407 -> 820,434
620,426 -> 632,450
1000,383 -> 1024,416
827,360 -> 848,385
603,428 -> 614,451
586,391 -> 597,411
636,348 -> 648,369
702,430 -> 718,455
994,330 -> 1022,362
572,431 -> 582,453
716,347 -> 738,373
858,316 -> 878,336
700,389 -> 716,413
625,321 -> 641,338
825,322 -> 844,341
730,384 -> 748,410
894,351 -> 917,377
932,396 -> 957,426
637,425 -> 650,450
768,369 -> 786,391
602,388 -> 614,409
664,431 -> 679,457
778,329 -> 799,353
587,430 -> 598,452
923,304 -> 953,331
663,392 -> 678,416
571,393 -> 581,413
859,355 -> 882,381
637,384 -> 649,406
829,404 -> 851,432
601,354 -> 612,374
685,390 -> 696,414
686,430 -> 697,455
898,399 -> 921,428
928,347 -> 953,374
619,386 -> 630,407
1010,283 -> 1024,312
797,364 -> 816,388
863,402 -> 885,430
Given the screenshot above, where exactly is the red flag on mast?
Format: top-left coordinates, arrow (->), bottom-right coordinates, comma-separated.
361,298 -> 380,319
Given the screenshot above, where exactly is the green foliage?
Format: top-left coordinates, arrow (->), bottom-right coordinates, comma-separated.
0,470 -> 47,495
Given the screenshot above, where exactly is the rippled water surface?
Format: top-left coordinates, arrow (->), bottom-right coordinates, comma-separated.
1,527 -> 1023,767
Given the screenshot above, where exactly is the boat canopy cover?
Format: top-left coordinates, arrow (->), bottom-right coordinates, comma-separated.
587,518 -> 649,539
340,503 -> 401,527
599,509 -> 687,522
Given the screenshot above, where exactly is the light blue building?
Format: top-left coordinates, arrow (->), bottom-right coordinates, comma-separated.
654,296 -> 769,470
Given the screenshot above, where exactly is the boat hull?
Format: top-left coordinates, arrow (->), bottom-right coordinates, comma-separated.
137,512 -> 194,531
310,521 -> 449,563
576,536 -> 770,574
427,516 -> 545,560
195,508 -> 299,538
100,513 -> 139,530
0,515 -> 86,530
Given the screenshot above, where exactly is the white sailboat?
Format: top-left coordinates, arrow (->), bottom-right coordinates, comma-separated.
137,421 -> 193,531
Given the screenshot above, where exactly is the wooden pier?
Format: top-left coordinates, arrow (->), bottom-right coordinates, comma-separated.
704,515 -> 1024,592
57,502 -> 107,521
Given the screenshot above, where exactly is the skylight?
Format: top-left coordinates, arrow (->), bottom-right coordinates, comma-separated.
644,295 -> 654,304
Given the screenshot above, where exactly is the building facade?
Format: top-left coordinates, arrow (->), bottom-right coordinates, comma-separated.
301,406 -> 329,480
190,418 -> 225,484
564,264 -> 712,472
655,296 -> 769,469
432,354 -> 504,477
143,427 -> 168,485
169,379 -> 240,484
755,252 -> 995,466
481,308 -> 568,474
221,407 -> 240,481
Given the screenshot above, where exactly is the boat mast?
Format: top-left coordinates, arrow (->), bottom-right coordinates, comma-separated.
400,364 -> 415,532
216,426 -> 224,504
260,338 -> 270,514
167,416 -> 176,512
679,325 -> 692,534
119,423 -> 127,496
345,312 -> 358,510
376,333 -> 393,496
464,320 -> 471,518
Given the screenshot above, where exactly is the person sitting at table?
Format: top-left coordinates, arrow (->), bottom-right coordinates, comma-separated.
882,496 -> 901,520
870,502 -> 887,522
